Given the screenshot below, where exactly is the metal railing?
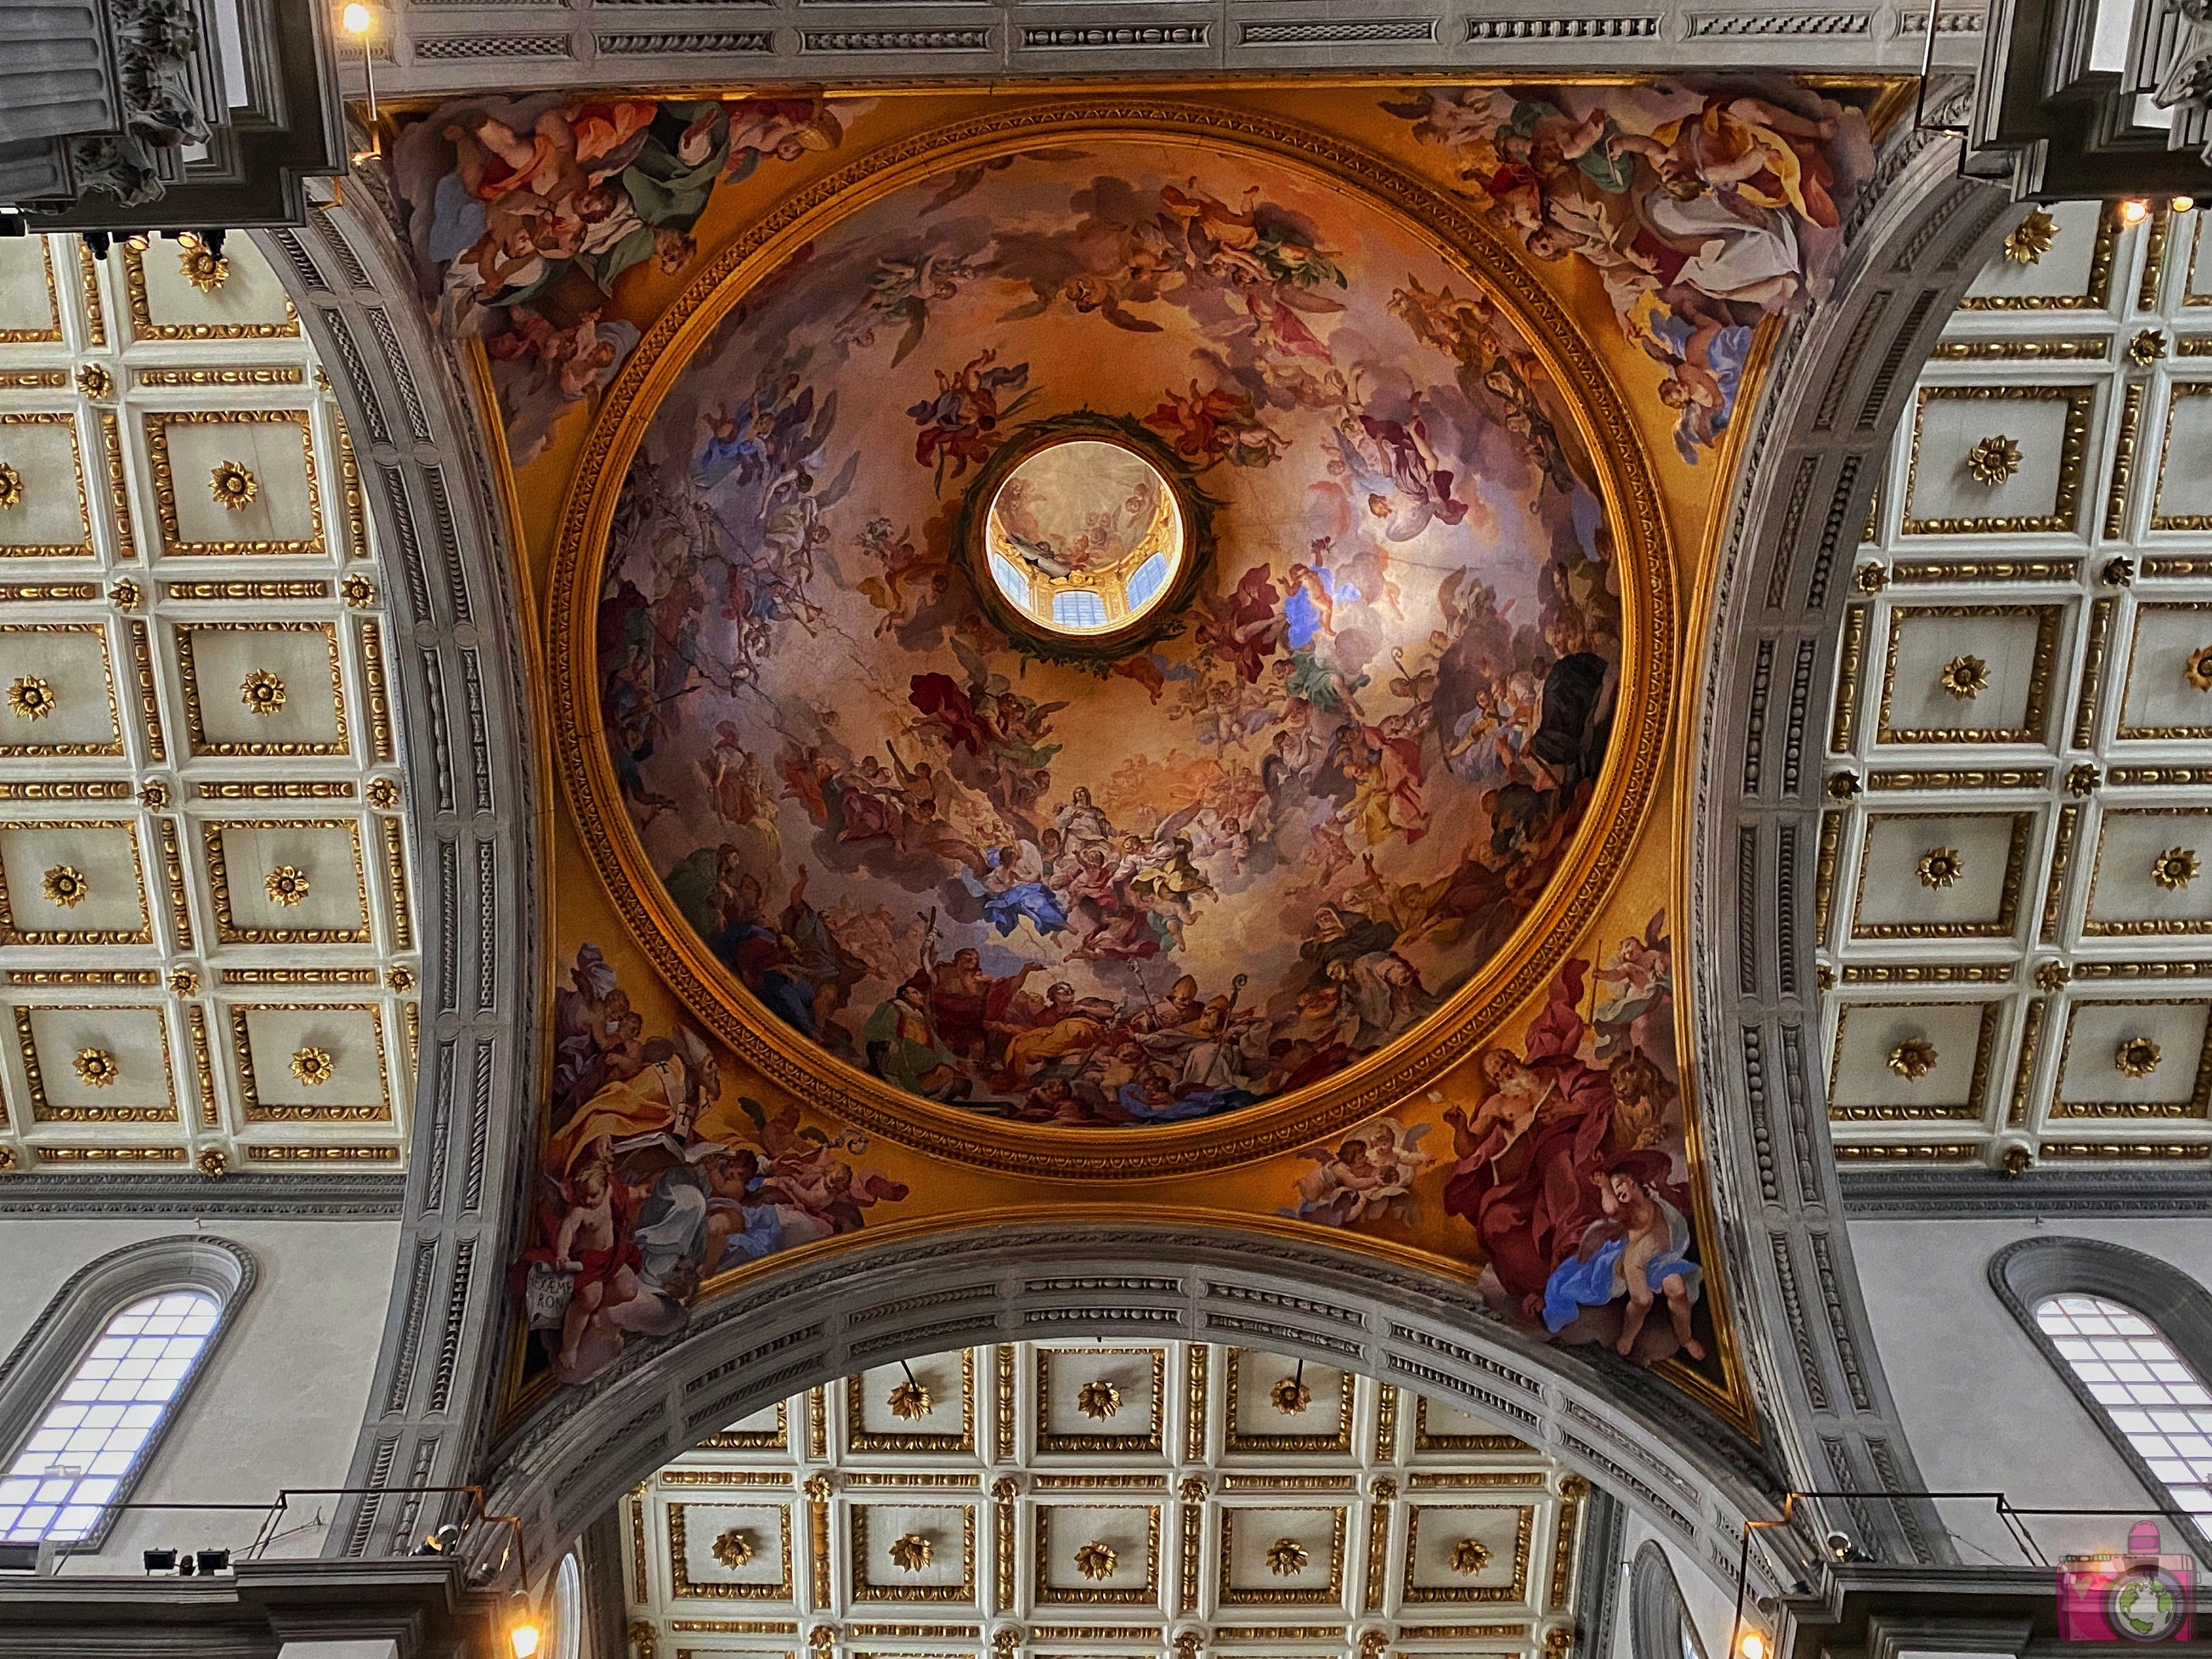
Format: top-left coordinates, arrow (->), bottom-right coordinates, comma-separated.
1730,1490 -> 2212,1659
14,1485 -> 529,1588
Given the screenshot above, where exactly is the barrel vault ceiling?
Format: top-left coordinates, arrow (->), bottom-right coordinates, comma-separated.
1825,197 -> 2212,1177
621,1339 -> 1590,1659
0,233 -> 419,1180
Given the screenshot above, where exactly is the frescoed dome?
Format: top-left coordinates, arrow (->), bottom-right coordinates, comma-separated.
584,136 -> 1647,1135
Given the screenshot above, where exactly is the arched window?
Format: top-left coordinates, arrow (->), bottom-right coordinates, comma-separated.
1629,1539 -> 1709,1659
1992,1237 -> 2212,1544
549,1549 -> 584,1659
2034,1295 -> 2212,1518
0,1238 -> 253,1549
0,1292 -> 220,1542
988,553 -> 1031,606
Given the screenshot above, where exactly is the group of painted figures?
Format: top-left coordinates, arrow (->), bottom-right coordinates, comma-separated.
512,942 -> 910,1384
1387,83 -> 1868,460
1290,916 -> 1707,1362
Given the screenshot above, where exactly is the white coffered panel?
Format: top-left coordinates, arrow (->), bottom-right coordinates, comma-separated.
0,235 -> 419,1180
621,1340 -> 1588,1659
1823,201 -> 2212,1175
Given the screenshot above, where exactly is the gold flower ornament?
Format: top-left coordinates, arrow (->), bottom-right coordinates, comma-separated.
7,675 -> 55,720
240,670 -> 287,716
1965,434 -> 2022,486
2116,1035 -> 2163,1078
1887,1036 -> 1939,1081
1449,1538 -> 1494,1576
73,1048 -> 120,1087
710,1528 -> 753,1570
885,1377 -> 932,1420
178,235 -> 229,294
40,865 -> 88,908
2004,207 -> 2057,264
888,1533 -> 933,1573
1917,847 -> 1965,889
209,460 -> 258,511
2153,847 -> 2200,891
1077,1378 -> 1122,1420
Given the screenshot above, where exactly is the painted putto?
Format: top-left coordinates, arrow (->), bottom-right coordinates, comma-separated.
591,141 -> 1628,1130
1384,81 -> 1875,462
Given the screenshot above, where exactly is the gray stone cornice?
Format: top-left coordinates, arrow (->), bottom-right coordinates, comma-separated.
337,9 -> 1989,96
0,1173 -> 406,1218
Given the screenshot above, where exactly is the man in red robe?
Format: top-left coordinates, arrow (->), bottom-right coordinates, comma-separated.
1441,960 -> 1616,1320
928,947 -> 1042,1064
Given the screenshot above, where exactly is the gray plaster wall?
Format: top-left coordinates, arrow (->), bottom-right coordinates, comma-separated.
0,1218 -> 400,1570
1847,1217 -> 2210,1568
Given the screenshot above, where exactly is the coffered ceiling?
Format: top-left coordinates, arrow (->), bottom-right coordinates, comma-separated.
1823,198 -> 2212,1177
0,233 -> 417,1180
621,1340 -> 1589,1659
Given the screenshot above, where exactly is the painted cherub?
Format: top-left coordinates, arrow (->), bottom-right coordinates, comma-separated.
1544,1155 -> 1706,1361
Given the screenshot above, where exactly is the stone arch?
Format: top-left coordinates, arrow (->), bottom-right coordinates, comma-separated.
249,186 -> 544,1558
484,1220 -> 1781,1603
1681,103 -> 2026,1568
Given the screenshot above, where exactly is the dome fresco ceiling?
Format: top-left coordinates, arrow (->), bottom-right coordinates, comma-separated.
591,141 -> 1626,1129
369,79 -> 1904,1412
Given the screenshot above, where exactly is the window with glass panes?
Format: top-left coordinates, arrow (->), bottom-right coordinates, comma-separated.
2036,1294 -> 2212,1518
0,1291 -> 220,1543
